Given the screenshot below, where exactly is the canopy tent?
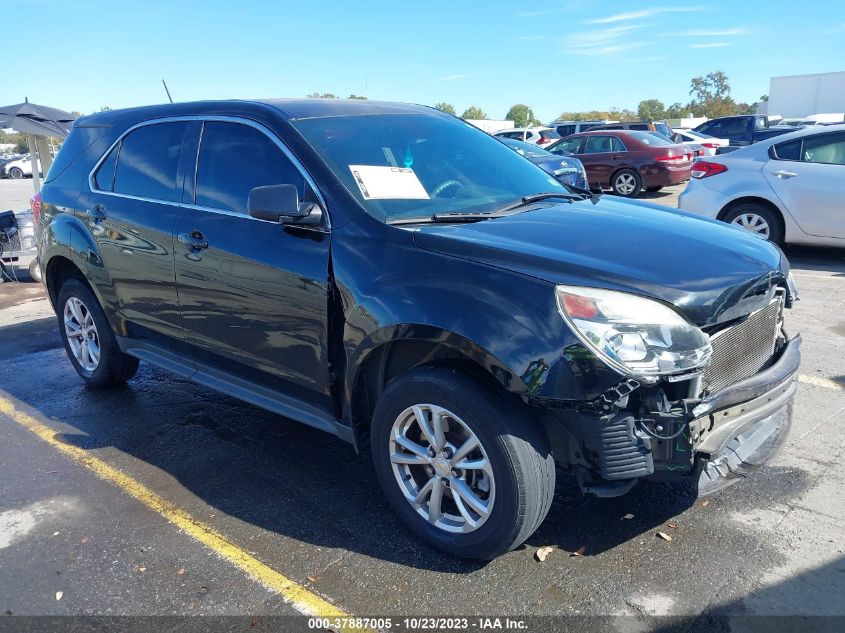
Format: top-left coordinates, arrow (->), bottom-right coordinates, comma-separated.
0,99 -> 77,194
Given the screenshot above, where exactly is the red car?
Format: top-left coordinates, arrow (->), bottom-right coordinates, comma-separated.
547,130 -> 693,197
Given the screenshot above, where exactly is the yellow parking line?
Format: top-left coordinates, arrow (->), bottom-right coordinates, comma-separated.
0,393 -> 350,620
799,374 -> 844,391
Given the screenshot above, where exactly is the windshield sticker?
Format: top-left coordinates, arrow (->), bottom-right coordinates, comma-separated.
349,165 -> 430,200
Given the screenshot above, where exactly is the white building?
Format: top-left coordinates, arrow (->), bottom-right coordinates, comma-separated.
766,71 -> 845,119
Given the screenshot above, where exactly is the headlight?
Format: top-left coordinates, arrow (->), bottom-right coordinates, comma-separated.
556,285 -> 712,378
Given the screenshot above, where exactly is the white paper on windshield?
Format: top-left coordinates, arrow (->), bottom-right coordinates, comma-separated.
348,165 -> 430,200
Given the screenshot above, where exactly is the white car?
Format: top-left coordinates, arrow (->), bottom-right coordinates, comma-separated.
493,127 -> 561,147
671,129 -> 728,156
1,155 -> 41,179
678,124 -> 845,246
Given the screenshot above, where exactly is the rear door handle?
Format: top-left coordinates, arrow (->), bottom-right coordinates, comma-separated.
773,170 -> 797,179
178,231 -> 209,251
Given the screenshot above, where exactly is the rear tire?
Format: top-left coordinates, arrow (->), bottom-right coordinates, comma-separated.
8,167 -> 24,179
57,278 -> 139,387
370,366 -> 555,559
611,169 -> 642,197
722,203 -> 784,244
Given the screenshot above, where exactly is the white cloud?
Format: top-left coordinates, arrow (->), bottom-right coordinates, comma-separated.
438,74 -> 469,81
690,42 -> 732,48
567,24 -> 645,48
570,42 -> 646,56
587,7 -> 703,24
624,55 -> 670,63
679,27 -> 749,36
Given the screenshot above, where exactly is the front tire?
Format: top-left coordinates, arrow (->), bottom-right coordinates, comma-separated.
370,366 -> 555,559
611,169 -> 642,197
8,167 -> 24,179
57,278 -> 139,387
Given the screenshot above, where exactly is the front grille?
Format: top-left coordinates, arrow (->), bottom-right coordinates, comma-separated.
702,296 -> 782,394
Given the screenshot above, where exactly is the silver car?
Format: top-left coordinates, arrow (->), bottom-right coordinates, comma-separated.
678,124 -> 845,246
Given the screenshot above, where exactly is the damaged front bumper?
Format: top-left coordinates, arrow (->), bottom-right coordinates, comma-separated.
543,335 -> 801,497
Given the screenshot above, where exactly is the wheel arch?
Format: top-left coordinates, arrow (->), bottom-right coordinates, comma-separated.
717,196 -> 787,241
609,166 -> 641,189
345,326 -> 527,448
717,195 -> 784,223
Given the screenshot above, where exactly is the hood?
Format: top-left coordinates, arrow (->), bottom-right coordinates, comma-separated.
412,198 -> 788,327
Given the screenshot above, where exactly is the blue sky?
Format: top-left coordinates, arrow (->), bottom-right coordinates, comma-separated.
5,0 -> 844,122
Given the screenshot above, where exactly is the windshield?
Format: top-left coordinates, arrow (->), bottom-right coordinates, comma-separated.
630,131 -> 673,146
499,137 -> 554,158
293,113 -> 566,221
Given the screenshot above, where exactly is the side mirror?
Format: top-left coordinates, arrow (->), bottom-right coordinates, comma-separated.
248,184 -> 313,223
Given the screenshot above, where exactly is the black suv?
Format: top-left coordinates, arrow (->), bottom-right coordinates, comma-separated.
38,100 -> 801,559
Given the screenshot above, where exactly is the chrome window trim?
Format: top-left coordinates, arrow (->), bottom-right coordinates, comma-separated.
87,114 -> 331,229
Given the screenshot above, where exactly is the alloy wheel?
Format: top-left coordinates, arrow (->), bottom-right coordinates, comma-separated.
615,173 -> 636,195
389,404 -> 495,534
9,167 -> 23,179
731,213 -> 771,238
63,296 -> 101,371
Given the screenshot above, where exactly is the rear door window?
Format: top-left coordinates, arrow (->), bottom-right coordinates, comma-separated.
194,121 -> 305,214
772,139 -> 802,161
539,130 -> 561,141
113,122 -> 188,202
610,137 -> 627,152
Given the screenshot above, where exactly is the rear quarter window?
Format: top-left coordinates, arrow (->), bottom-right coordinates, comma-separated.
112,122 -> 188,202
771,139 -> 802,161
44,125 -> 109,183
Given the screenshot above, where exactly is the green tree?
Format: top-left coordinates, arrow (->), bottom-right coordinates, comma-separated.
664,102 -> 688,119
434,102 -> 456,115
689,71 -> 736,118
461,106 -> 487,120
347,94 -> 367,100
505,103 -> 540,127
307,92 -> 338,99
15,136 -> 29,153
637,99 -> 666,122
759,94 -> 769,102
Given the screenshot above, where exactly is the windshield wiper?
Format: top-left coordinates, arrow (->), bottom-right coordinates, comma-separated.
386,210 -> 515,226
386,192 -> 581,226
560,182 -> 602,203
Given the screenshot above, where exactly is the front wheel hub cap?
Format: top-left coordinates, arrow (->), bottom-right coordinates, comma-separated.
389,404 -> 495,534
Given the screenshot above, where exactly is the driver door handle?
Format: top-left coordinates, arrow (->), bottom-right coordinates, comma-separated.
773,170 -> 797,179
178,231 -> 209,251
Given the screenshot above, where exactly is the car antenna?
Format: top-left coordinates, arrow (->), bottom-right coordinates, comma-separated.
162,79 -> 174,104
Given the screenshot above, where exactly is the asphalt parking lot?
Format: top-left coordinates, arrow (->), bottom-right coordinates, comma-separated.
1,178 -> 843,630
